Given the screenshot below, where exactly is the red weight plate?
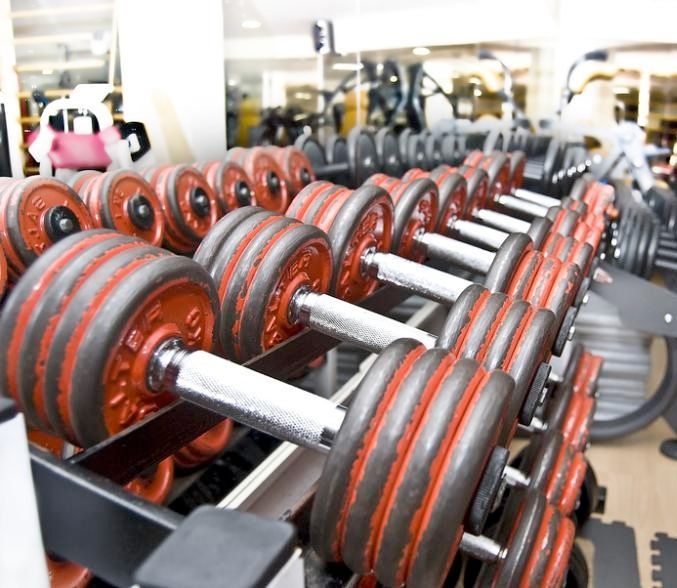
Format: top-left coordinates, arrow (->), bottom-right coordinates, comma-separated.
401,168 -> 427,182
46,556 -> 92,588
68,169 -> 100,194
227,147 -> 291,212
561,393 -> 596,451
480,153 -> 511,201
269,146 -> 316,196
506,250 -> 544,301
573,351 -> 603,397
390,179 -> 438,262
284,181 -> 334,221
319,185 -> 394,302
541,514 -> 576,588
173,420 -> 234,469
196,160 -> 254,213
557,450 -> 587,516
463,150 -> 485,168
526,256 -> 563,309
0,178 -> 93,278
124,458 -> 175,504
97,170 -> 165,245
435,172 -> 467,234
459,166 -> 490,213
4,231 -> 134,428
226,222 -> 332,361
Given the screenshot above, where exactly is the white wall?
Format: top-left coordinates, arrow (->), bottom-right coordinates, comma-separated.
117,0 -> 226,164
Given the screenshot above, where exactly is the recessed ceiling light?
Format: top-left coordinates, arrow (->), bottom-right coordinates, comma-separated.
241,19 -> 261,29
613,86 -> 631,94
332,62 -> 363,71
412,47 -> 430,56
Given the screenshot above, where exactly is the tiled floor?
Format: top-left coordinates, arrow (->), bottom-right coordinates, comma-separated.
584,417 -> 677,587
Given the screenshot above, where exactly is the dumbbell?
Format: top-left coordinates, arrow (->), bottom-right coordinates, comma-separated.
262,145 -> 316,196
0,176 -> 93,281
143,164 -> 220,254
398,127 -> 427,170
193,160 -> 255,213
404,167 -> 604,269
0,237 -> 565,587
374,127 -> 405,177
69,169 -> 166,246
295,126 -> 379,188
610,205 -> 677,276
225,146 -> 291,212
463,152 -> 611,231
365,174 -> 585,350
194,208 -> 556,441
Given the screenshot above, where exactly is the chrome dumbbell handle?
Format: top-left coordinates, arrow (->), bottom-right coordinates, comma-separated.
513,188 -> 561,209
151,339 -> 345,452
151,338 -> 508,563
472,208 -> 531,234
494,194 -> 548,218
362,249 -> 471,306
449,218 -> 510,250
415,232 -> 494,274
291,289 -> 437,352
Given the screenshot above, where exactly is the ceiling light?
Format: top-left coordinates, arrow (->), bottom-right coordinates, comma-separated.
614,86 -> 631,94
474,88 -> 482,96
294,92 -> 312,100
332,62 -> 363,71
241,19 -> 261,29
412,47 -> 430,56
389,75 -> 398,82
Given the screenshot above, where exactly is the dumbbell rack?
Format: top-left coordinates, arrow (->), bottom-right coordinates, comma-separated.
12,284 -> 414,587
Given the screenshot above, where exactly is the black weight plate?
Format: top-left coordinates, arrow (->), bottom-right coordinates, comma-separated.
346,127 -> 379,187
645,215 -> 660,278
193,206 -> 264,273
527,217 -> 552,248
398,128 -> 413,166
474,299 -> 531,371
483,233 -> 533,293
544,380 -> 574,432
467,446 -> 510,536
568,176 -> 591,201
440,133 -> 456,164
295,134 -> 328,175
310,339 -> 424,562
375,128 -> 403,177
552,306 -> 578,357
542,138 -> 561,192
284,181 -> 333,220
405,368 -> 514,587
424,133 -> 443,170
43,245 -> 170,442
300,184 -> 344,226
68,255 -> 218,446
18,233 -> 145,432
437,284 -> 486,351
636,212 -> 653,278
326,134 -> 352,186
341,350 -> 446,574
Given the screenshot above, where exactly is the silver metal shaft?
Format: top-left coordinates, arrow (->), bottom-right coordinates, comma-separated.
504,466 -> 530,488
415,232 -> 494,274
362,250 -> 470,306
292,289 -> 438,352
460,533 -> 505,562
513,188 -> 561,208
150,340 -> 345,452
473,208 -> 531,234
451,218 -> 509,250
495,194 -> 547,218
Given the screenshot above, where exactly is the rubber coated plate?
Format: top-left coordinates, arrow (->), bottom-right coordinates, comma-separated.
483,233 -> 533,293
375,128 -> 404,177
437,284 -> 486,351
390,178 -> 438,261
310,339 -> 425,561
527,217 -> 552,249
347,127 -> 379,187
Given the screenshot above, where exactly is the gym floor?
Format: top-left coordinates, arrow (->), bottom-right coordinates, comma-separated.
581,417 -> 677,586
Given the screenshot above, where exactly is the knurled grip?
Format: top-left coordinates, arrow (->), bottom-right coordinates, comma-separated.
514,188 -> 561,209
364,251 -> 469,305
416,232 -> 493,274
297,291 -> 437,353
495,194 -> 547,218
170,349 -> 345,451
452,219 -> 508,250
473,208 -> 531,235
